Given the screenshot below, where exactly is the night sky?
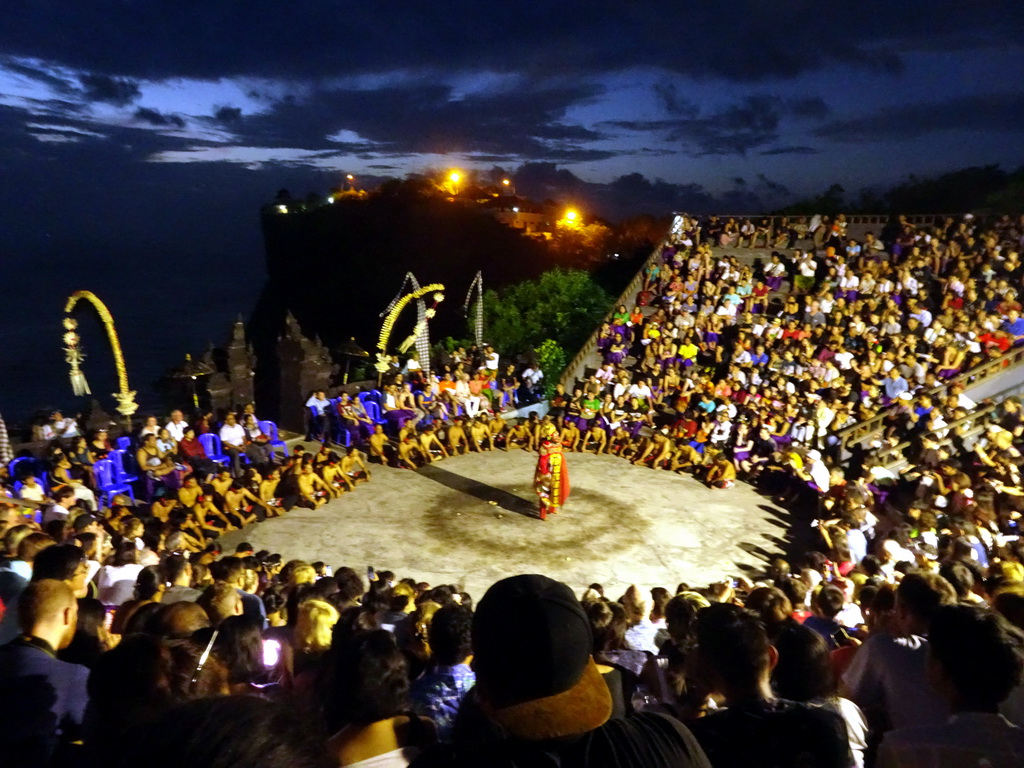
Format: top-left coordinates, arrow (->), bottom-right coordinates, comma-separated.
1,2 -> 1023,421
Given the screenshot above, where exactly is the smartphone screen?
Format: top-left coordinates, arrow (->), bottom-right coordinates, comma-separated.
262,638 -> 281,668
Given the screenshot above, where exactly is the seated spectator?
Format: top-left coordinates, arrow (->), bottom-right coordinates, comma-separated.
877,605 -> 1024,767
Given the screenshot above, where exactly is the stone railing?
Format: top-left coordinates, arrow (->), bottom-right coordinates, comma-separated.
558,216 -> 681,389
699,213 -> 960,229
876,402 -> 998,470
837,345 -> 1024,449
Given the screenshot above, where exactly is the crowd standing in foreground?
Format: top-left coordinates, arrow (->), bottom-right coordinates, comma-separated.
1,524 -> 1024,768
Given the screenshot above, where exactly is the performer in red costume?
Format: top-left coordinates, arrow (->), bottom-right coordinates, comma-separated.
534,423 -> 570,520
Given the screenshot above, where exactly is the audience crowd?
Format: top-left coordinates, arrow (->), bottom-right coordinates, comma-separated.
3,212 -> 1024,766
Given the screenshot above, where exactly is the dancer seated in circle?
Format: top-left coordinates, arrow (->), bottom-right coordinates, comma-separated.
632,429 -> 673,468
488,412 -> 507,447
469,417 -> 494,452
505,419 -> 532,451
321,455 -> 352,493
418,426 -> 449,462
297,462 -> 332,507
397,433 -> 425,469
447,417 -> 469,455
368,424 -> 395,465
705,452 -> 737,489
559,417 -> 582,452
581,422 -> 609,454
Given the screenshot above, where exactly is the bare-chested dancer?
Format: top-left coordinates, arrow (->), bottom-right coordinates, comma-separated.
368,424 -> 394,465
447,417 -> 469,455
469,418 -> 494,451
418,425 -> 449,462
581,423 -> 608,454
632,429 -> 673,468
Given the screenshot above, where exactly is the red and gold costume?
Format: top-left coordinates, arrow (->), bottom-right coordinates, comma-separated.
535,424 -> 570,520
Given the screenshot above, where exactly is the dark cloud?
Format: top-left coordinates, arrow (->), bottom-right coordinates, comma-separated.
813,92 -> 1024,142
786,97 -> 830,120
2,3 -> 1020,83
512,163 -> 793,219
79,73 -> 140,106
606,95 -> 813,156
133,107 -> 185,128
214,106 -> 242,123
231,80 -> 609,162
760,145 -> 818,155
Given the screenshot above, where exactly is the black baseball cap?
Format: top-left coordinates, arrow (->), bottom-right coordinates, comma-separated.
472,574 -> 611,740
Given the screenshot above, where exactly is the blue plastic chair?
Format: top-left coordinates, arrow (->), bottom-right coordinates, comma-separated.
109,449 -> 139,484
9,456 -> 37,481
198,433 -> 230,466
116,436 -> 133,452
258,420 -> 287,452
94,458 -> 135,507
362,401 -> 386,425
9,457 -> 48,492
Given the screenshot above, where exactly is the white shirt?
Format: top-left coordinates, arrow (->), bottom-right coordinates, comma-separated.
219,422 -> 246,447
628,384 -> 653,401
305,396 -> 330,415
97,563 -> 145,606
521,367 -> 543,386
800,258 -> 818,277
165,419 -> 189,442
808,458 -> 831,491
484,351 -> 499,370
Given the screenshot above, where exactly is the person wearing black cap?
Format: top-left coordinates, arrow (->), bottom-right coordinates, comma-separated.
411,574 -> 710,767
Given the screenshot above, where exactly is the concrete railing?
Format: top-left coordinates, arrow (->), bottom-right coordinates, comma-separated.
698,213 -> 961,228
877,403 -> 998,471
559,217 -> 681,390
838,345 -> 1024,449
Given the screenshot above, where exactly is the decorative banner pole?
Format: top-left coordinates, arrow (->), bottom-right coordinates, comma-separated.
376,283 -> 445,385
63,290 -> 137,429
462,270 -> 484,346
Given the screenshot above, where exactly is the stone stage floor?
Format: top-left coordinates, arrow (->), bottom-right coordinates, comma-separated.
220,451 -> 794,598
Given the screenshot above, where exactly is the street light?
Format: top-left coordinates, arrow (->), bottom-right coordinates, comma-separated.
502,179 -> 510,186
449,171 -> 461,184
565,209 -> 578,222
346,174 -> 354,181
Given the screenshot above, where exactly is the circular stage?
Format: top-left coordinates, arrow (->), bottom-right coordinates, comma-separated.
220,451 -> 792,597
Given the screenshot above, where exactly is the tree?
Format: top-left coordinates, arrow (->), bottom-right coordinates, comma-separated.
534,339 -> 566,399
483,268 -> 612,357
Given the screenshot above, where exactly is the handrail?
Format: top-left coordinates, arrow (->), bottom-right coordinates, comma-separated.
838,345 -> 1024,448
877,403 -> 997,469
695,213 -> 961,226
558,217 -> 679,389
